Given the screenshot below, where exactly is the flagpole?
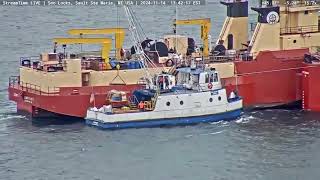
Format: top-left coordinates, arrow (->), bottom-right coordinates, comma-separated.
90,86 -> 96,108
93,86 -> 96,107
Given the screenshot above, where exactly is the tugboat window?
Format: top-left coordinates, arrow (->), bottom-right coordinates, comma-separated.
209,98 -> 213,102
214,73 -> 219,82
180,101 -> 184,105
305,11 -> 308,15
205,74 -> 209,83
293,40 -> 297,43
210,74 -> 214,82
166,102 -> 170,106
218,96 -> 221,101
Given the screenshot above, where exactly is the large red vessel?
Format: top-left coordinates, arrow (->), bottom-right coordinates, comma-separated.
8,0 -> 320,119
212,0 -> 320,109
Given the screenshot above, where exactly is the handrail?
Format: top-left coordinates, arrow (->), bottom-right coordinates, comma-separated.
209,51 -> 254,62
218,17 -> 230,42
151,90 -> 159,110
9,76 -> 60,96
250,23 -> 261,49
280,25 -> 319,34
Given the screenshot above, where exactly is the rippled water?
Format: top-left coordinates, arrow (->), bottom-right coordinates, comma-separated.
1,1 -> 320,180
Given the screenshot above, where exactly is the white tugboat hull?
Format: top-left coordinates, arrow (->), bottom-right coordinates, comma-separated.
85,89 -> 242,129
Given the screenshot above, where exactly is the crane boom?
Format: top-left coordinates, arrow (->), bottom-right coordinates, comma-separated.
174,18 -> 211,57
53,37 -> 111,44
67,28 -> 126,60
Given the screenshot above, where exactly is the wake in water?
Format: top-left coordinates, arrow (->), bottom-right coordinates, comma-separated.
0,113 -> 25,121
235,115 -> 255,124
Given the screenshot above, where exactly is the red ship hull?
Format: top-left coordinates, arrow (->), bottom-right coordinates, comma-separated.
302,63 -> 320,112
8,49 -> 310,119
222,49 -> 308,108
8,84 -> 143,119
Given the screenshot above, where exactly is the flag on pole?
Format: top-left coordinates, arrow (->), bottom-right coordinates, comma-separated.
90,86 -> 96,107
89,93 -> 94,103
89,93 -> 95,107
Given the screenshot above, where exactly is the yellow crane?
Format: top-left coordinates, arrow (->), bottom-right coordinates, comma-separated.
67,28 -> 126,60
53,37 -> 112,69
174,18 -> 211,57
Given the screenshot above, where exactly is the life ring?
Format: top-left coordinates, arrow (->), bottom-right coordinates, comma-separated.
208,83 -> 213,89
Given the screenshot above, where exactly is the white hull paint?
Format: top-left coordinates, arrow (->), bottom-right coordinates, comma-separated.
85,89 -> 243,129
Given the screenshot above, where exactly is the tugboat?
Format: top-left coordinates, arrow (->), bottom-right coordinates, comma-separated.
86,7 -> 243,129
85,65 -> 243,129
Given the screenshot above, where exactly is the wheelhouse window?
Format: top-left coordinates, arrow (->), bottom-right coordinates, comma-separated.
214,73 -> 219,82
205,73 -> 209,83
210,74 -> 214,83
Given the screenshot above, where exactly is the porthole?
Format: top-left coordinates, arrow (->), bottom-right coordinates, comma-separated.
293,40 -> 297,43
180,101 -> 184,105
218,96 -> 222,101
166,102 -> 170,106
209,98 -> 213,102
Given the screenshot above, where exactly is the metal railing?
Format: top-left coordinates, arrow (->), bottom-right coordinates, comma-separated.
20,56 -> 40,65
20,55 -> 67,72
9,76 -> 60,96
280,25 -> 319,34
208,51 -> 254,62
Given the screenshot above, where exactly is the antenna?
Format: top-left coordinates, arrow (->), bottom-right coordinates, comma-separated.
123,5 -> 161,89
174,2 -> 178,53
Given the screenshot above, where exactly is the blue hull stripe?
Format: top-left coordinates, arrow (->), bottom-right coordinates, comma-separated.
86,109 -> 242,129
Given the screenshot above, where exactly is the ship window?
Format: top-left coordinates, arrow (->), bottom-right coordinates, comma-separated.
218,96 -> 222,101
210,74 -> 214,83
180,101 -> 184,105
166,102 -> 170,106
205,74 -> 209,83
304,11 -> 308,15
293,40 -> 297,43
214,73 -> 219,82
209,98 -> 213,102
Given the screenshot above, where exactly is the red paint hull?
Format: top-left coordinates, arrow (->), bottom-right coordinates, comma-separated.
8,84 -> 143,119
302,63 -> 320,111
9,48 -> 311,118
223,49 -> 308,108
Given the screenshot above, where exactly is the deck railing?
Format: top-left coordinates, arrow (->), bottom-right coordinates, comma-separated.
20,56 -> 40,67
208,51 -> 254,62
280,25 -> 319,34
9,76 -> 60,96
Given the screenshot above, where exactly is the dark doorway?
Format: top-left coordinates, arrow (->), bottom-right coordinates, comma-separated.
227,34 -> 234,50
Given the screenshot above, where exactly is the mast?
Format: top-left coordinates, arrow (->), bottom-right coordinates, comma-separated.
123,5 -> 160,88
